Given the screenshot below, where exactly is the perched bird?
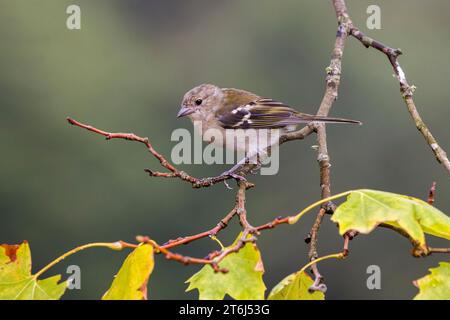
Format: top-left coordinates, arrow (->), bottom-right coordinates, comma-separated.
177,84 -> 360,179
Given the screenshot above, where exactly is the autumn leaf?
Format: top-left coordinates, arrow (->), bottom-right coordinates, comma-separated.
268,270 -> 324,300
414,262 -> 450,300
186,233 -> 266,300
331,189 -> 450,253
102,244 -> 154,300
0,242 -> 66,300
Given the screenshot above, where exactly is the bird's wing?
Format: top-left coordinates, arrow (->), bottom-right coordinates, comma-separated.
217,97 -> 308,129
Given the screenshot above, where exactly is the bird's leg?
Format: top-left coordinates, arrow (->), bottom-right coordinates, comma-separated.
219,156 -> 253,188
220,163 -> 247,182
220,148 -> 265,188
242,148 -> 265,175
222,171 -> 246,189
250,153 -> 263,174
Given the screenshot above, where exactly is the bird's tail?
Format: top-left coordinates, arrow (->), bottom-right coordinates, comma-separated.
296,114 -> 362,125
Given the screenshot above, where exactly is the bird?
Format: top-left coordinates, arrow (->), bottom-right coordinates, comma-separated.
177,83 -> 361,180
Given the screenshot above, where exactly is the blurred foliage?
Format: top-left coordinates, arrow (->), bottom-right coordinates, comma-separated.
1,0 -> 450,299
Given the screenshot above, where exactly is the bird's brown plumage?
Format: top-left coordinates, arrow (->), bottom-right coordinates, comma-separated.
216,87 -> 361,129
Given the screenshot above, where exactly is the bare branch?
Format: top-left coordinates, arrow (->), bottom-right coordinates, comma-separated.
348,21 -> 450,174
161,208 -> 237,249
137,235 -> 229,273
428,247 -> 450,254
66,117 -> 249,189
305,0 -> 352,292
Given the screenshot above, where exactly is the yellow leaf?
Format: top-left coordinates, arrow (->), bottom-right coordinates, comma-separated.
186,233 -> 266,300
0,242 -> 66,300
268,271 -> 324,300
102,244 -> 154,300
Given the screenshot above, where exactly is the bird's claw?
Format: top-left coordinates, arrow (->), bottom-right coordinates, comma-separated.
250,162 -> 262,175
223,180 -> 233,190
221,170 -> 247,189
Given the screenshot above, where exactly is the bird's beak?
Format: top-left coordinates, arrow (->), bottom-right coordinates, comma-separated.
177,106 -> 195,118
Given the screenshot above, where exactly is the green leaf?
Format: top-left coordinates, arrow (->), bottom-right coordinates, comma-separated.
331,189 -> 450,252
414,262 -> 450,300
102,244 -> 154,300
268,271 -> 324,300
0,242 -> 66,300
185,234 -> 266,300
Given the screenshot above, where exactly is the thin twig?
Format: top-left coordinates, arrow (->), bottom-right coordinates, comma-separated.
308,208 -> 327,287
139,182 -> 287,272
137,235 -> 228,273
66,115 -> 294,270
203,182 -> 259,265
304,0 -> 352,292
67,117 -> 241,189
348,20 -> 450,174
305,233 -> 351,293
428,247 -> 450,254
162,208 -> 237,249
308,127 -> 333,287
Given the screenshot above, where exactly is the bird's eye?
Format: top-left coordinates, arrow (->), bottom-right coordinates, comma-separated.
195,99 -> 203,106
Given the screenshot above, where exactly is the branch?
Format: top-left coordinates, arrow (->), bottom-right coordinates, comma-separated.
304,232 -> 351,293
65,116 -> 298,273
428,247 -> 450,254
66,115 -> 312,187
137,235 -> 229,273
306,0 -> 450,293
66,117 -> 252,189
138,181 -> 292,273
161,208 -> 237,249
207,182 -> 260,263
348,15 -> 450,174
305,0 -> 352,292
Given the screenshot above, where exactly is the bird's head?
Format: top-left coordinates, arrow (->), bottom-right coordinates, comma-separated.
177,84 -> 223,121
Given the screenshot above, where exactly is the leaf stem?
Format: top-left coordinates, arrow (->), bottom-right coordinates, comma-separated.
210,236 -> 225,250
288,191 -> 352,224
299,252 -> 345,274
34,241 -> 137,279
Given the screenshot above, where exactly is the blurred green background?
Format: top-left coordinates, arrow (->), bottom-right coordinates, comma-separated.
1,0 -> 449,299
